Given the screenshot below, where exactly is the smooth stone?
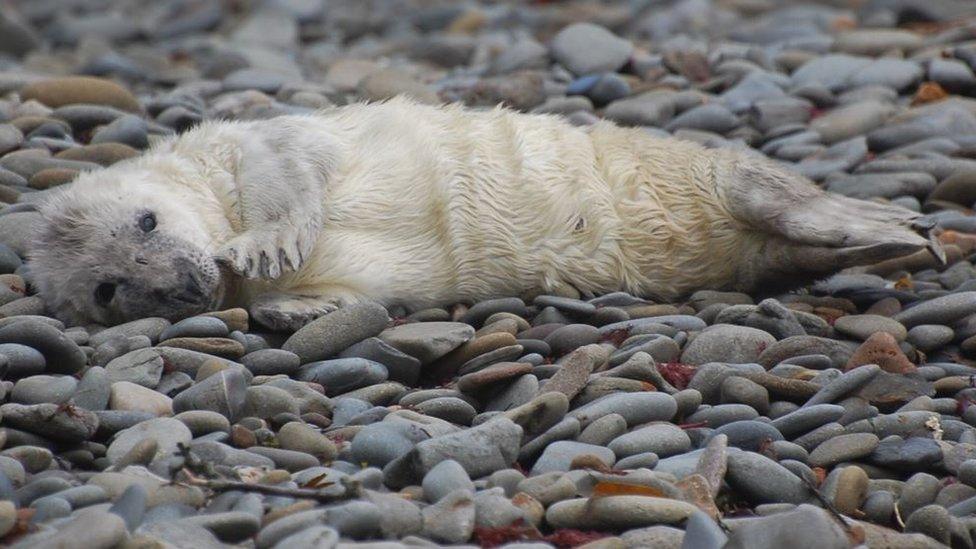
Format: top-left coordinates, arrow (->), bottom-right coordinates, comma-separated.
109,381 -> 173,416
0,343 -> 45,378
808,433 -> 880,467
89,318 -> 170,347
174,410 -> 231,437
550,22 -> 633,76
282,302 -> 390,363
723,504 -> 848,549
105,348 -> 164,387
0,319 -> 86,374
771,404 -> 845,438
571,392 -> 677,427
833,314 -> 907,342
171,368 -> 247,420
338,337 -> 421,385
907,325 -> 954,352
680,325 -> 775,366
241,348 -> 301,376
422,489 -> 475,544
378,322 -> 475,364
73,366 -> 111,411
11,374 -> 76,404
870,436 -> 942,471
297,358 -> 388,396
422,459 -> 473,502
21,76 -> 140,112
350,420 -> 430,467
384,418 -> 522,488
894,292 -> 976,327
725,450 -> 810,505
26,508 -> 127,548
90,114 -> 148,148
277,421 -> 336,460
546,496 -> 696,529
710,420 -> 784,452
0,402 -> 98,443
106,417 -> 192,465
530,441 -> 615,474
608,424 -> 690,459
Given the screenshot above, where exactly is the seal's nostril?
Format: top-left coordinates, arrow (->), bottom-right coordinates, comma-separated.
94,282 -> 117,307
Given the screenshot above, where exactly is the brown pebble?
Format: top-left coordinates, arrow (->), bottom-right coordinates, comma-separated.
0,274 -> 27,295
476,318 -> 520,337
542,344 -> 608,400
813,307 -> 845,325
676,473 -> 720,519
157,337 -> 246,359
262,499 -> 316,526
194,359 -> 230,381
933,376 -> 972,394
20,76 -> 142,112
10,116 -> 71,135
29,167 -> 78,189
230,424 -> 256,448
110,438 -> 158,470
623,304 -> 680,318
200,308 -> 249,332
457,361 -> 532,393
0,296 -> 45,317
737,371 -> 819,402
865,297 -> 902,316
832,465 -> 868,515
845,332 -> 916,374
0,184 -> 21,204
55,143 -> 139,166
426,331 -> 517,380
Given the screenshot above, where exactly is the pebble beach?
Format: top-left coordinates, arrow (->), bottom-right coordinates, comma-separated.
4,0 -> 976,547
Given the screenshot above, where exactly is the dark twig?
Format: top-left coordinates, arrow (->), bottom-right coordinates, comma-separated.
183,472 -> 361,504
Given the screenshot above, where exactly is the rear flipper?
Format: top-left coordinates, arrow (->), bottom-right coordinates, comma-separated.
717,155 -> 944,292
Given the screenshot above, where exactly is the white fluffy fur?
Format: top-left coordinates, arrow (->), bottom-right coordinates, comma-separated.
30,97 -> 931,326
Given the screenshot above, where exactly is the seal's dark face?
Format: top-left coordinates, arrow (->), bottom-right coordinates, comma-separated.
81,209 -> 221,324
29,168 -> 225,326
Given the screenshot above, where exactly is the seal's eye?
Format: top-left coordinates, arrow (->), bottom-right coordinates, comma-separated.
139,212 -> 156,233
94,282 -> 116,306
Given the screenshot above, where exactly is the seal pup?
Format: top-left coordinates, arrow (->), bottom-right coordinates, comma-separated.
29,97 -> 942,330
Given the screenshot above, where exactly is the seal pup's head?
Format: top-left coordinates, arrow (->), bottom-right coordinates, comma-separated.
28,156 -> 226,326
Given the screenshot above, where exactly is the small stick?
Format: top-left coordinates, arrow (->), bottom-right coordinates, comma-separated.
184,474 -> 359,504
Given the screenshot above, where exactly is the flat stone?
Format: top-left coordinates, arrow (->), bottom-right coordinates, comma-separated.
0,402 -> 98,443
384,418 -> 522,488
550,22 -> 633,76
378,322 -> 475,365
282,302 -> 390,363
725,450 -> 810,505
530,441 -> 615,474
546,496 -> 697,529
894,292 -> 976,327
107,417 -> 192,465
809,433 -> 880,467
608,424 -> 690,458
681,325 -> 775,365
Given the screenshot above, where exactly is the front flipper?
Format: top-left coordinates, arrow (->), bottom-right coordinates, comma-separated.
217,219 -> 319,280
211,120 -> 337,280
